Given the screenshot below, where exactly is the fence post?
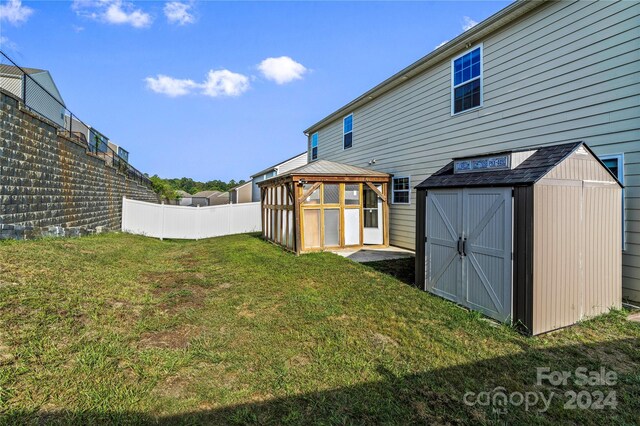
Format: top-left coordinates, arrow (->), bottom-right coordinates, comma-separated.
196,204 -> 200,241
21,74 -> 27,104
121,196 -> 126,232
160,201 -> 165,241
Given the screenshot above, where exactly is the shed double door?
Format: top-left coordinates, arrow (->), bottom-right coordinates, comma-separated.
425,188 -> 513,322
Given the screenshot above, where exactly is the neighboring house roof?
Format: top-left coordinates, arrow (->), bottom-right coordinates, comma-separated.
274,160 -> 391,179
415,142 -> 623,190
210,192 -> 229,205
250,152 -> 307,178
192,190 -> 222,198
0,64 -> 66,106
303,0 -> 541,134
230,181 -> 252,191
0,64 -> 46,76
176,190 -> 191,197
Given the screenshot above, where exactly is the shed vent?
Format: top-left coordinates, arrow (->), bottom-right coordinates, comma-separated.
454,149 -> 537,174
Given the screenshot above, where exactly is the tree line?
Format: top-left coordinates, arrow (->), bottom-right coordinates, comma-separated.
147,175 -> 246,200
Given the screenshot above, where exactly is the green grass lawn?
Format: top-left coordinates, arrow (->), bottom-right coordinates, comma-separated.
0,233 -> 638,425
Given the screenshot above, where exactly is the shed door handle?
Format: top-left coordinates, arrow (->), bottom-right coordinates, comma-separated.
457,237 -> 463,256
462,238 -> 468,256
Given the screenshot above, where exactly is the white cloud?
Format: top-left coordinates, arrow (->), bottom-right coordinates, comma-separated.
462,16 -> 478,32
145,75 -> 198,97
0,0 -> 34,26
145,69 -> 250,98
201,69 -> 250,97
258,56 -> 307,85
104,1 -> 151,27
164,1 -> 194,25
72,0 -> 152,28
0,36 -> 18,50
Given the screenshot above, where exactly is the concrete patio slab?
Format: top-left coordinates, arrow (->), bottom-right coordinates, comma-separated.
331,246 -> 414,263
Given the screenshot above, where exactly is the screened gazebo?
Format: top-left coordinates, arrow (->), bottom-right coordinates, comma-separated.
257,160 -> 391,254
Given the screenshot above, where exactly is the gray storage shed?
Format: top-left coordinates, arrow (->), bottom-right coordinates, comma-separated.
415,142 -> 622,335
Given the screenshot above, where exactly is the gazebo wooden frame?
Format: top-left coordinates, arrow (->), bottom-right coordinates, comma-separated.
258,172 -> 391,254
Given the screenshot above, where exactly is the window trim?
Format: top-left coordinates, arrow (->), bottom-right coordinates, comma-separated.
343,113 -> 353,150
391,176 -> 411,205
600,153 -> 624,185
311,132 -> 318,161
600,153 -> 625,250
450,43 -> 484,116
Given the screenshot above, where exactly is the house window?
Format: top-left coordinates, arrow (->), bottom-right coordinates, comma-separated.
343,114 -> 353,149
311,132 -> 318,160
392,177 -> 410,204
600,154 -> 625,249
452,45 -> 482,115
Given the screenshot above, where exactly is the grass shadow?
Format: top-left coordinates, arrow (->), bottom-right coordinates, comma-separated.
4,338 -> 638,425
363,256 -> 415,286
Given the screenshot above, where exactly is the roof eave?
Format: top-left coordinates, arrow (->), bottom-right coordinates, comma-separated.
303,0 -> 543,135
257,173 -> 391,187
250,167 -> 276,179
250,152 -> 307,178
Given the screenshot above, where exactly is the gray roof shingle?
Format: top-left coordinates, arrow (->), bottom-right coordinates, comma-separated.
282,160 -> 390,177
416,142 -> 592,189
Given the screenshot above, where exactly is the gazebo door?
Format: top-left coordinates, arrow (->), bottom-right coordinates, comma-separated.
363,185 -> 383,245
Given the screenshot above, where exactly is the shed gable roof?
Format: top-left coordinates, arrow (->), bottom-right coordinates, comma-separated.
415,142 -> 621,189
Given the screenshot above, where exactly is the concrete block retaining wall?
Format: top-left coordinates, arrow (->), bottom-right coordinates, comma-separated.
0,89 -> 159,239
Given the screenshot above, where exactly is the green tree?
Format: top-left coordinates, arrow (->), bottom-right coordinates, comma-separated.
148,175 -> 246,195
149,175 -> 179,201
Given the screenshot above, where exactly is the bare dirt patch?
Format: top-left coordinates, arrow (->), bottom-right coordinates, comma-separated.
237,302 -> 256,319
0,344 -> 14,365
288,354 -> 311,368
138,325 -> 203,350
57,308 -> 88,328
329,314 -> 354,321
370,332 -> 399,348
143,271 -> 211,312
152,374 -> 196,399
144,271 -> 209,289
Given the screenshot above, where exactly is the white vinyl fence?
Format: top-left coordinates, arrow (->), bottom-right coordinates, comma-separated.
122,198 -> 262,240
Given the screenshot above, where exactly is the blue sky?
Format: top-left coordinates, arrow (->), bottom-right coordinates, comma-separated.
1,0 -> 510,181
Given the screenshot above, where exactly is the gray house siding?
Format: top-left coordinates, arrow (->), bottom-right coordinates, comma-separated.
25,71 -> 66,128
0,70 -> 66,128
250,153 -> 308,202
251,170 -> 277,202
0,75 -> 21,99
278,153 -> 308,174
308,0 -> 640,301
